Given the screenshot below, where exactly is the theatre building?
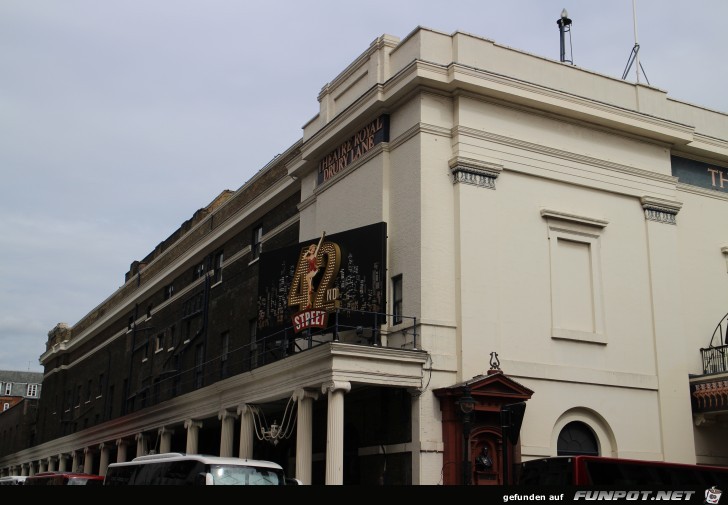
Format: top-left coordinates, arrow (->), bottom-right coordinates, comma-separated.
1,26 -> 727,485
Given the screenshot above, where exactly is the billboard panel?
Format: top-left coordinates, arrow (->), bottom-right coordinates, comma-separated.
256,222 -> 387,339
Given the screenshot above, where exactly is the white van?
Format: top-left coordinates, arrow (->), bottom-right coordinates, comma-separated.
104,452 -> 299,485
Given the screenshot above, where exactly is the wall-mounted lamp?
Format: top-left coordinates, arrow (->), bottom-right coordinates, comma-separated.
456,385 -> 476,484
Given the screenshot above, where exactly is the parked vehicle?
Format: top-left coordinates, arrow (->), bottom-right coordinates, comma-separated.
104,452 -> 300,485
0,476 -> 27,485
23,471 -> 104,485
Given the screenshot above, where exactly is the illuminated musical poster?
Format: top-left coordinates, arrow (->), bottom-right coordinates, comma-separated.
256,222 -> 387,339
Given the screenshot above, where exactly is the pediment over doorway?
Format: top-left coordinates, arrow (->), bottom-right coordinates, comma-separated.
433,370 -> 534,417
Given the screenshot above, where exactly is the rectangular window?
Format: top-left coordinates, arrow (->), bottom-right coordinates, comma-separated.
250,318 -> 258,370
185,320 -> 193,344
153,378 -> 161,405
220,331 -> 230,378
86,379 -> 92,402
107,385 -> 114,419
98,374 -> 104,397
193,261 -> 206,280
392,274 -> 403,325
27,383 -> 38,397
164,283 -> 174,300
252,225 -> 263,260
213,251 -> 224,284
155,332 -> 164,352
221,331 -> 229,362
2,403 -> 9,411
76,385 -> 82,407
4,383 -> 12,395
169,325 -> 177,350
195,344 -> 205,389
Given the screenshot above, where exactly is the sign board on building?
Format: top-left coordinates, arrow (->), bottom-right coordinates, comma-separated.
256,222 -> 387,340
317,115 -> 389,185
671,156 -> 728,193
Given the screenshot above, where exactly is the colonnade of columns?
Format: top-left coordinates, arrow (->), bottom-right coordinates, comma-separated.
1,382 -> 353,484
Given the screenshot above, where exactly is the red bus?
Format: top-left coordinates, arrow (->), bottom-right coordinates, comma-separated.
516,455 -> 728,488
23,471 -> 105,486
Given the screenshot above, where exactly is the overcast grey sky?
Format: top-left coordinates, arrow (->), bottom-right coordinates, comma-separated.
2,0 -> 726,373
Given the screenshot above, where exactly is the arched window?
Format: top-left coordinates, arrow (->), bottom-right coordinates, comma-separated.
557,421 -> 599,456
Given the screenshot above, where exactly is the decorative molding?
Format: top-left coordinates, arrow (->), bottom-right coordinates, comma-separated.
321,380 -> 352,395
293,388 -> 320,403
640,196 -> 682,225
184,419 -> 203,430
540,209 -> 609,229
218,409 -> 239,421
453,125 -> 679,187
449,156 -> 503,189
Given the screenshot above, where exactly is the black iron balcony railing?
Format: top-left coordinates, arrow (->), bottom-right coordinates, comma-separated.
121,308 -> 419,416
700,311 -> 728,375
700,344 -> 728,375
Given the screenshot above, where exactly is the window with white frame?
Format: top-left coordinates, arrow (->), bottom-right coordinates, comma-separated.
213,251 -> 224,284
193,261 -> 206,280
155,332 -> 164,352
252,225 -> 263,260
2,403 -> 8,411
27,384 -> 38,398
5,383 -> 12,395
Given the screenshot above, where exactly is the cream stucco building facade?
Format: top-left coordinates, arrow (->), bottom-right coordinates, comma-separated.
2,26 -> 726,485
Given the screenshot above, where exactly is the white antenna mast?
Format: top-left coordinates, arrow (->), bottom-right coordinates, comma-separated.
632,0 -> 640,83
622,0 -> 650,84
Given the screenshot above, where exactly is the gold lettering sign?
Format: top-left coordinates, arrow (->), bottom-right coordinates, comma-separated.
317,115 -> 389,185
288,236 -> 341,314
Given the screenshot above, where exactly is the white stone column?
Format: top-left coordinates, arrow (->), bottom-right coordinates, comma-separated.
218,410 -> 238,457
47,456 -> 57,472
184,419 -> 202,455
293,388 -> 319,485
70,451 -> 79,473
98,443 -> 111,476
158,427 -> 173,454
29,461 -> 37,476
135,433 -> 148,457
116,439 -> 128,463
83,447 -> 95,474
322,380 -> 351,485
58,453 -> 68,472
21,463 -> 28,476
39,459 -> 47,473
236,404 -> 255,459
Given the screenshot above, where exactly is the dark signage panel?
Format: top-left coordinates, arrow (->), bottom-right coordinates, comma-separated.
256,222 -> 387,339
671,156 -> 728,193
317,115 -> 390,185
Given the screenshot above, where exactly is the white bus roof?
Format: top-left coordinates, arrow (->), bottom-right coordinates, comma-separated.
108,452 -> 283,469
